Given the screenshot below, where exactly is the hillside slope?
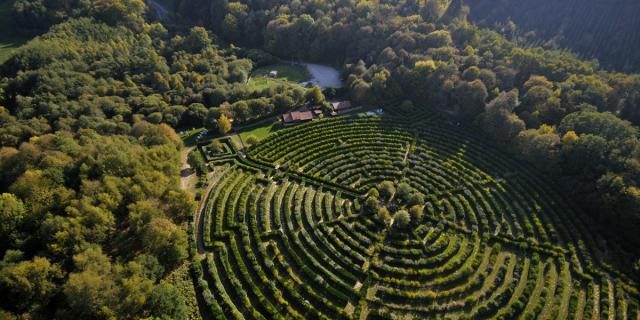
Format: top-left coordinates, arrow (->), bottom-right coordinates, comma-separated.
465,0 -> 640,72
0,0 -> 29,63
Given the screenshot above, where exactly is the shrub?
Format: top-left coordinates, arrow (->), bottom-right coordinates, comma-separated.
407,193 -> 425,206
209,140 -> 225,153
364,196 -> 380,214
246,134 -> 259,145
377,207 -> 391,225
409,205 -> 424,223
393,210 -> 411,230
396,182 -> 413,200
377,180 -> 396,199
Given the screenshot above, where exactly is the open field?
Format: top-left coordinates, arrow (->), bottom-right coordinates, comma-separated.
251,63 -> 311,83
0,0 -> 29,64
179,127 -> 206,146
239,120 -> 279,144
248,63 -> 311,90
192,106 -> 640,319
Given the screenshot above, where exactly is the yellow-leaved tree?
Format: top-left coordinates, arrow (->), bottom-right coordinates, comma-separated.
217,114 -> 232,135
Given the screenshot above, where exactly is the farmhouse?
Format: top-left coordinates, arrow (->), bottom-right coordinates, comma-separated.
282,111 -> 313,125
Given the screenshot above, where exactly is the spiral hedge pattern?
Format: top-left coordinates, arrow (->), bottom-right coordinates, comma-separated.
194,109 -> 640,320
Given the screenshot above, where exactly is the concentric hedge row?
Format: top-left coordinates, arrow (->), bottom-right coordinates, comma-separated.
195,110 -> 640,319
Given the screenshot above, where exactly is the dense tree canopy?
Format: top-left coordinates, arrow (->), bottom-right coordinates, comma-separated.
2,0 -> 640,316
170,0 -> 640,245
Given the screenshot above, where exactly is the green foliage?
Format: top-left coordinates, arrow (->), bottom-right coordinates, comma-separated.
0,193 -> 26,249
0,0 -> 29,64
465,0 -> 640,71
13,0 -> 146,33
201,115 -> 640,319
146,283 -> 188,320
306,86 -> 325,105
409,205 -> 424,223
208,140 -> 225,153
141,218 -> 188,269
396,182 -> 413,201
63,247 -> 155,319
245,134 -> 259,146
377,180 -> 396,200
3,0 -> 640,315
377,207 -> 391,225
364,196 -> 380,214
0,256 -> 63,313
392,209 -> 411,230
188,150 -> 207,175
476,90 -> 526,145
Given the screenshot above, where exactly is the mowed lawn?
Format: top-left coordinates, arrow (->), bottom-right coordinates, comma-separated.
239,120 -> 279,143
0,0 -> 29,64
248,63 -> 311,90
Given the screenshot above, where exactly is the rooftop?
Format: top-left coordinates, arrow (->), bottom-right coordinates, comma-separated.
283,111 -> 313,123
331,100 -> 352,111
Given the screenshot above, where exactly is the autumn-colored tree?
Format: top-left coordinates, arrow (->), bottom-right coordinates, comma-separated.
377,207 -> 391,225
217,114 -> 233,135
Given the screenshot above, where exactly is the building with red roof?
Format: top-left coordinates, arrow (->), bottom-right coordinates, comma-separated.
282,111 -> 313,124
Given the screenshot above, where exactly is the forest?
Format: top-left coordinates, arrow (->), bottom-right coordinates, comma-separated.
1,0 -> 640,318
465,0 -> 640,72
173,0 -> 640,245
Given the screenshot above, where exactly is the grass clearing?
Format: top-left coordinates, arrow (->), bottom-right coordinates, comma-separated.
251,63 -> 311,83
0,0 -> 29,64
248,63 -> 311,90
247,77 -> 296,91
179,127 -> 205,147
239,120 -> 279,144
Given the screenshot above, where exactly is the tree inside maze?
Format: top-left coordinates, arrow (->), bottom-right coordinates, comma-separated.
194,110 -> 640,319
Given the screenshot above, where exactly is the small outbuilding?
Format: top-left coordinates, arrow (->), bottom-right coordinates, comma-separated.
268,70 -> 278,78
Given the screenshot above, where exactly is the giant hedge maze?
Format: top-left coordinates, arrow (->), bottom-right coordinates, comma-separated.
191,109 -> 640,320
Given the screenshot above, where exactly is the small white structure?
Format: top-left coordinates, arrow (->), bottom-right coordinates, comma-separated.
268,70 -> 278,78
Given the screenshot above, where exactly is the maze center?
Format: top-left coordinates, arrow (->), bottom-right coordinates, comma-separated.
196,110 -> 640,320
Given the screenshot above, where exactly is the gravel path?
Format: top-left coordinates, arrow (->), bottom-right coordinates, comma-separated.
179,147 -> 195,191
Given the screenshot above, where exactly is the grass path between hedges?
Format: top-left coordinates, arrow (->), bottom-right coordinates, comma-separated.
522,260 -> 548,317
